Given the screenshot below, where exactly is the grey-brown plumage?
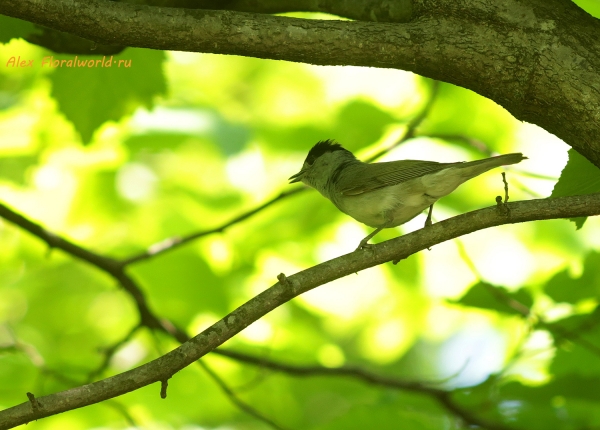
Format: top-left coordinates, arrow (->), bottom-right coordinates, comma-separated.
290,140 -> 527,249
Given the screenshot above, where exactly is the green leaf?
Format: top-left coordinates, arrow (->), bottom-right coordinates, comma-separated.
551,149 -> 600,229
551,337 -> 600,378
498,377 -> 600,428
550,149 -> 600,194
49,48 -> 167,144
547,306 -> 600,377
451,282 -> 533,315
332,100 -> 398,151
451,375 -> 600,429
0,15 -> 36,44
523,375 -> 600,402
544,251 -> 600,303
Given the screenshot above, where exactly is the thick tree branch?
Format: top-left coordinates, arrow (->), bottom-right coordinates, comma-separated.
25,27 -> 125,55
16,0 -> 413,55
1,0 -> 599,167
117,0 -> 414,23
1,193 -> 600,429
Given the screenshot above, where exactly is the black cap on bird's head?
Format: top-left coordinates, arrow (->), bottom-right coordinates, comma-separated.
289,139 -> 351,183
305,139 -> 345,165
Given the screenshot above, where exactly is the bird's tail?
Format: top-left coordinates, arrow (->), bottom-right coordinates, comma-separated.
459,153 -> 527,178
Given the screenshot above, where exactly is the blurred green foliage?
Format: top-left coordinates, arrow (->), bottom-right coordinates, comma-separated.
0,16 -> 36,44
1,10 -> 600,430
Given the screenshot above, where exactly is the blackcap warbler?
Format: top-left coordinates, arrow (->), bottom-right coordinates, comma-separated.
289,140 -> 526,249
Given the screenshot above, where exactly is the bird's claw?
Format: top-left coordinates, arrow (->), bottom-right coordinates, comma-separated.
356,241 -> 373,251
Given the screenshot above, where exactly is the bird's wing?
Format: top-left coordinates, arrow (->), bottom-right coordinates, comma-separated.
338,160 -> 462,195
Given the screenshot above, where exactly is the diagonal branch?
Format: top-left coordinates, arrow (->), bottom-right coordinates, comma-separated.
2,193 -> 600,429
0,202 -> 278,428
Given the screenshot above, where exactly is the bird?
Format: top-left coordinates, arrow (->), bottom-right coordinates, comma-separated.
289,139 -> 526,250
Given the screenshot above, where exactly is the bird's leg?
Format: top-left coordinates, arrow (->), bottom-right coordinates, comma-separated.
424,204 -> 435,251
356,227 -> 384,251
356,212 -> 394,251
424,204 -> 434,227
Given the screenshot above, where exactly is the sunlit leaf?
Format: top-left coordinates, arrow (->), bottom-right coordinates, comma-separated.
544,251 -> 600,303
551,149 -> 600,229
50,48 -> 167,144
451,282 -> 533,315
547,306 -> 600,377
333,100 -> 398,150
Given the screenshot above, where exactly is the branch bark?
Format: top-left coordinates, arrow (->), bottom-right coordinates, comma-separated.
117,0 -> 414,22
1,0 -> 599,167
1,193 -> 600,429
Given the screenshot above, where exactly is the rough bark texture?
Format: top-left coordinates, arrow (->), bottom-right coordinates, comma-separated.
1,0 -> 599,169
116,0 -> 414,23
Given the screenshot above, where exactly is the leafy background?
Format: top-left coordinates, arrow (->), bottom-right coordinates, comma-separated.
1,3 -> 600,429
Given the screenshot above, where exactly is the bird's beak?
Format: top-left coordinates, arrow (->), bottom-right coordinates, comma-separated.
288,170 -> 305,184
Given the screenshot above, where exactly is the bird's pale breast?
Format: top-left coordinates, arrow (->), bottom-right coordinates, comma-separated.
333,175 -> 444,228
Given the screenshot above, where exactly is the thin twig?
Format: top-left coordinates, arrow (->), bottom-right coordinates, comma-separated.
365,79 -> 440,162
0,203 -> 161,331
213,349 -> 513,430
122,187 -> 304,266
502,172 -> 510,203
510,169 -> 558,181
198,360 -> 288,430
121,79 -> 441,265
425,133 -> 494,156
86,325 -> 142,383
106,401 -> 138,427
